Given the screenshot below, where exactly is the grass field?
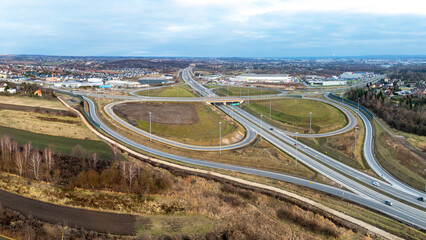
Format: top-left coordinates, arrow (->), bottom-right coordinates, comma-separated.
0,109 -> 98,140
373,120 -> 426,190
136,85 -> 197,97
242,98 -> 348,134
0,126 -> 112,159
214,86 -> 278,96
123,102 -> 244,146
0,95 -> 67,110
298,114 -> 368,171
136,215 -> 215,236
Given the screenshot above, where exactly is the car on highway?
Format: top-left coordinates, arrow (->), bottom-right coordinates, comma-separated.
371,181 -> 380,187
270,128 -> 273,131
417,196 -> 424,201
384,200 -> 393,206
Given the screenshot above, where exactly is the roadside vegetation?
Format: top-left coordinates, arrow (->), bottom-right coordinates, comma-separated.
242,98 -> 348,134
113,102 -> 245,146
347,88 -> 425,135
0,140 -> 367,239
136,85 -> 197,97
373,120 -> 426,190
213,86 -> 278,96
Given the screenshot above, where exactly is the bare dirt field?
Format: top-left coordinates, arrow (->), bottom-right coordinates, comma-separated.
113,102 -> 198,126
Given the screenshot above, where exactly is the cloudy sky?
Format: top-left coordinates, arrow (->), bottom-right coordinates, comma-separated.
1,0 -> 426,57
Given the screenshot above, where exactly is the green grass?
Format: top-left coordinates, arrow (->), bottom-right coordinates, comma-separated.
135,103 -> 241,146
136,85 -> 197,97
373,120 -> 426,190
0,125 -> 112,159
242,99 -> 348,134
214,86 -> 278,96
135,214 -> 215,236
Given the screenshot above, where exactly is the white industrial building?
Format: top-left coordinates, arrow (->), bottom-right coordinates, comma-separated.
229,74 -> 293,83
308,80 -> 347,86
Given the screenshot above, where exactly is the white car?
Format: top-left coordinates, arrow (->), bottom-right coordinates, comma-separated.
372,181 -> 380,187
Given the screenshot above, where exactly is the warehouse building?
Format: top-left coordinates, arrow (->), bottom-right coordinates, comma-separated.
229,74 -> 293,83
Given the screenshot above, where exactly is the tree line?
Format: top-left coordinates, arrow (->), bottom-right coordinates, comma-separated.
0,135 -> 172,196
346,89 -> 425,135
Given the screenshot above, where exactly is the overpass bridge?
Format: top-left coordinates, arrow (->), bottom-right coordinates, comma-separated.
203,97 -> 245,105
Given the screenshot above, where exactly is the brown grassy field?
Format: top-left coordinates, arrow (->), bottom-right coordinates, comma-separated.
0,95 -> 67,110
0,110 -> 98,140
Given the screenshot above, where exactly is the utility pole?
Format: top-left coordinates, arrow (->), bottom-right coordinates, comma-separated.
295,132 -> 299,166
269,97 -> 272,119
260,114 -> 263,141
149,112 -> 152,142
309,112 -> 312,136
354,127 -> 358,158
219,122 -> 222,155
358,97 -> 360,111
247,88 -> 250,106
227,84 -> 230,96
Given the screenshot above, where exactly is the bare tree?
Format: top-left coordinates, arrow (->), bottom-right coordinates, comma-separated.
0,135 -> 11,164
43,147 -> 55,181
92,152 -> 98,169
23,143 -> 32,163
14,152 -> 26,176
72,144 -> 86,160
120,162 -> 138,188
111,145 -> 121,161
29,151 -> 42,180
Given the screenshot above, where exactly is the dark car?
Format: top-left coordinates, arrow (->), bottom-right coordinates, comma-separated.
418,197 -> 424,202
384,200 -> 393,206
270,128 -> 273,131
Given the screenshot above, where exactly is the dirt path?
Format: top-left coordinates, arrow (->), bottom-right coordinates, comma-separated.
0,189 -> 136,235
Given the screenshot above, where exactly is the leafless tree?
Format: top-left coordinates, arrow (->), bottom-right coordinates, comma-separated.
43,147 -> 55,181
29,151 -> 42,180
120,162 -> 138,188
72,144 -> 86,160
14,152 -> 26,176
111,145 -> 121,161
23,143 -> 32,163
0,135 -> 11,163
92,152 -> 98,169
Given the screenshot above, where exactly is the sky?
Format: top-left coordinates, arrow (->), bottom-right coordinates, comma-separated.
1,0 -> 426,57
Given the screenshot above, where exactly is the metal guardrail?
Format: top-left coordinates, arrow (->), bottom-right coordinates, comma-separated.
329,93 -> 374,119
55,90 -> 101,129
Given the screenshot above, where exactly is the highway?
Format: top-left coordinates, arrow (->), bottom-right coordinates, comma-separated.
60,67 -> 426,229
324,93 -> 426,197
180,67 -> 426,228
84,95 -> 426,229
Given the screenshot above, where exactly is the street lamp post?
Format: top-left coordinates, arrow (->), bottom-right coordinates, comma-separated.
149,112 -> 152,142
354,127 -> 358,158
295,132 -> 299,166
219,122 -> 222,155
247,88 -> 250,106
309,112 -> 312,136
260,114 -> 263,141
358,97 -> 360,111
269,97 -> 272,119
